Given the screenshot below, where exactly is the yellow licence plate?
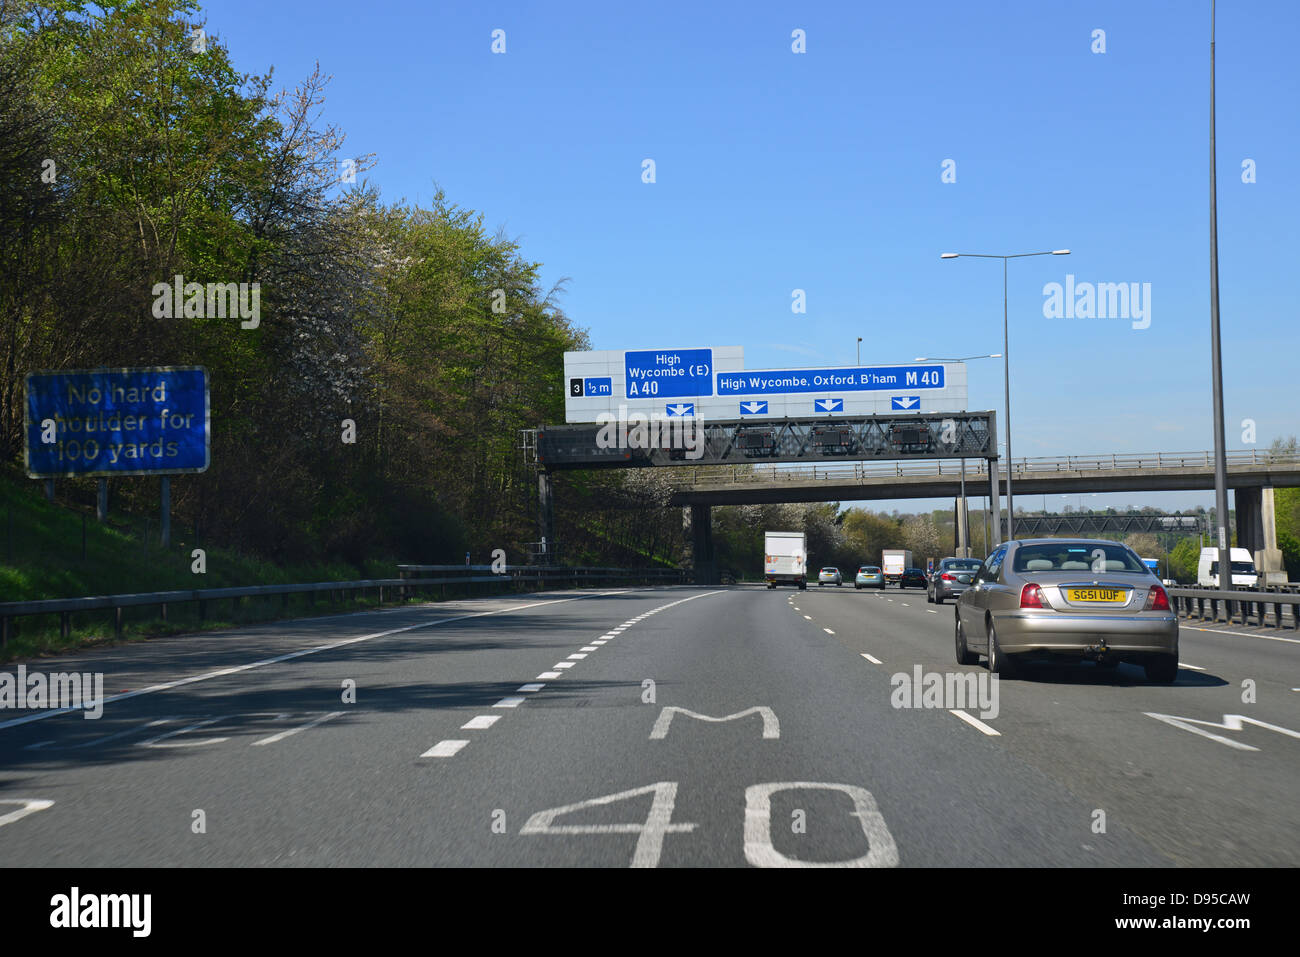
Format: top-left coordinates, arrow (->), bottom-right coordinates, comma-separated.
1067,588 -> 1126,603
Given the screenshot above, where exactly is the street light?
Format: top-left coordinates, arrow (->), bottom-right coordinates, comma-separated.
914,353 -> 1004,556
941,249 -> 1071,543
856,337 -> 863,365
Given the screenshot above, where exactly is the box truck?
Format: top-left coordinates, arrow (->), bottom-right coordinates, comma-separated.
1197,547 -> 1258,588
765,531 -> 807,589
881,549 -> 912,585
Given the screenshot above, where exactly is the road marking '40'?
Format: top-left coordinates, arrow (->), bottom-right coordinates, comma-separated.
521,781 -> 898,868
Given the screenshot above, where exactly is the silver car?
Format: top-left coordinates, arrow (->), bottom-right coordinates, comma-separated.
954,539 -> 1179,682
928,557 -> 984,603
818,567 -> 843,586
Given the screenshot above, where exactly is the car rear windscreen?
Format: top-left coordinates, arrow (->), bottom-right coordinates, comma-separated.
1012,543 -> 1145,574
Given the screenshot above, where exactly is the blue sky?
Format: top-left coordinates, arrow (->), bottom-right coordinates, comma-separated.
201,0 -> 1298,513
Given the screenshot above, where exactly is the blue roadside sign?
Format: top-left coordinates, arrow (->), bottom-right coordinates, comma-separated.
25,367 -> 210,478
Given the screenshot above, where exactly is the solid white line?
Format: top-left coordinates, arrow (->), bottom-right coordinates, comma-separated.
861,653 -> 882,665
494,697 -> 525,708
567,653 -> 587,659
461,715 -> 500,729
949,709 -> 1001,736
517,683 -> 545,692
823,628 -> 835,635
251,710 -> 345,746
422,740 -> 468,757
554,662 -> 576,669
0,592 -> 624,731
1183,624 -> 1300,645
535,671 -> 562,680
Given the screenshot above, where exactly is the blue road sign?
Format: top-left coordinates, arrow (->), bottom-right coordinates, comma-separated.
717,365 -> 944,395
739,400 -> 768,415
584,377 -> 612,397
25,367 -> 209,477
891,396 -> 921,410
664,402 -> 695,417
814,398 -> 843,413
625,349 -> 713,399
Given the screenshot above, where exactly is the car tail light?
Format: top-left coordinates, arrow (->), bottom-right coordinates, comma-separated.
1019,583 -> 1046,608
941,573 -> 954,581
1145,584 -> 1171,611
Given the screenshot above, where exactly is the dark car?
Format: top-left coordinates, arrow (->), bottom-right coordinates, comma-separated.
928,556 -> 985,604
900,568 -> 927,589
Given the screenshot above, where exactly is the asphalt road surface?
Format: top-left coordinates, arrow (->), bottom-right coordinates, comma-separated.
1,584 -> 1296,867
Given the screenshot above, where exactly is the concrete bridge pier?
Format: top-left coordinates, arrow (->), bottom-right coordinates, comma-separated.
690,503 -> 718,585
1236,486 -> 1285,584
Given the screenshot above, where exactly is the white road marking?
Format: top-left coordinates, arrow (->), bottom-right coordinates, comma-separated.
1144,711 -> 1300,752
600,634 -> 617,639
517,683 -> 545,692
743,783 -> 898,868
803,615 -> 812,620
887,599 -> 894,602
861,653 -> 882,665
494,697 -> 525,708
461,715 -> 500,729
520,782 -> 696,868
0,592 -> 629,732
901,603 -> 910,607
1183,625 -> 1300,645
926,609 -> 938,614
1180,663 -> 1206,671
137,717 -> 228,749
252,710 -> 345,746
650,705 -> 779,740
592,640 -> 608,645
0,799 -> 54,829
823,628 -> 835,635
580,646 -> 599,652
949,709 -> 1001,736
423,740 -> 468,757
536,671 -> 562,680
554,662 -> 576,670
567,653 -> 588,659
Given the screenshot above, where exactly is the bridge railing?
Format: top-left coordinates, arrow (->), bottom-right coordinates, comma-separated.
680,449 -> 1300,487
0,565 -> 687,649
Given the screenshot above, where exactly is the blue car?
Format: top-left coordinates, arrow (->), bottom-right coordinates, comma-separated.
855,566 -> 885,589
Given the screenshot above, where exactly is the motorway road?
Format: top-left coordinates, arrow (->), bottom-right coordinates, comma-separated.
0,584 -> 1296,867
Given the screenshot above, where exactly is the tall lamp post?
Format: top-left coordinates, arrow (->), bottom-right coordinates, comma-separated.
1208,0 -> 1231,578
856,337 -> 863,365
940,249 -> 1070,541
915,353 -> 1003,557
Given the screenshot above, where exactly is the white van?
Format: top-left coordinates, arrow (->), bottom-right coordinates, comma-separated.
1197,547 -> 1258,588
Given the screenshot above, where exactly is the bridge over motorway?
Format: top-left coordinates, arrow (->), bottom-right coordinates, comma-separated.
666,449 -> 1300,505
663,449 -> 1300,584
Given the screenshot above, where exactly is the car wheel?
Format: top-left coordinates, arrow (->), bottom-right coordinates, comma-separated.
955,613 -> 977,666
1144,654 -> 1179,684
986,620 -> 1019,678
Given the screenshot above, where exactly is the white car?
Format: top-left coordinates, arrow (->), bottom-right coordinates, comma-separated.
818,567 -> 843,586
